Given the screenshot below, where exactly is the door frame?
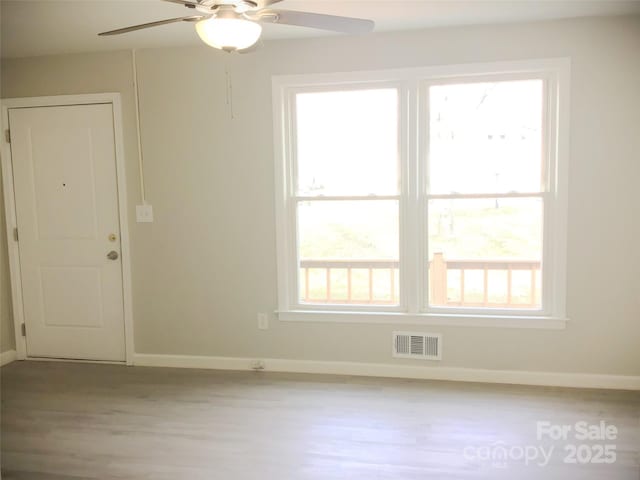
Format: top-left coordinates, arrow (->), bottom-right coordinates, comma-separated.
1,93 -> 135,365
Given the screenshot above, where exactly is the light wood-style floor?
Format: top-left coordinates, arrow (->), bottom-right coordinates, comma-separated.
1,361 -> 639,480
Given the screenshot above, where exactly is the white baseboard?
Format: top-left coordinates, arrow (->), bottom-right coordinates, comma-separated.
133,353 -> 640,391
1,349 -> 17,367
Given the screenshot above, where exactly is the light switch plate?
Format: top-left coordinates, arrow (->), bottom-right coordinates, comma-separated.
136,204 -> 154,223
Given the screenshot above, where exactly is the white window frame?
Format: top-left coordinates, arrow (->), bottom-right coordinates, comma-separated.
272,59 -> 570,329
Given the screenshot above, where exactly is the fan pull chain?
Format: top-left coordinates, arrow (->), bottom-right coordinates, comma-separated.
225,66 -> 235,120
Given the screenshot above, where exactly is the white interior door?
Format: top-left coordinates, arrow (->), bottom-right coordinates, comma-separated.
9,103 -> 126,361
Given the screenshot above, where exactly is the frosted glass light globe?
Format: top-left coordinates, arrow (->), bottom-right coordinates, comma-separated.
196,17 -> 262,51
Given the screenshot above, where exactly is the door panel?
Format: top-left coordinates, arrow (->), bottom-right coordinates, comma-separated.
32,126 -> 98,239
40,267 -> 104,328
9,104 -> 125,361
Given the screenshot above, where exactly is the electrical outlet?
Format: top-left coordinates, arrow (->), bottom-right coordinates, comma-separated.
250,359 -> 265,370
136,204 -> 154,223
257,313 -> 269,330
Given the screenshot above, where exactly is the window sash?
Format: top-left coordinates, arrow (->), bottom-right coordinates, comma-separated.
283,81 -> 410,312
419,75 -> 555,317
291,195 -> 403,312
294,197 -> 403,310
289,83 -> 404,199
421,75 -> 551,197
422,192 -> 548,315
426,79 -> 547,196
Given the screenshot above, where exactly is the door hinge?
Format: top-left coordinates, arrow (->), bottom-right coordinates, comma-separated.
21,323 -> 26,337
4,129 -> 10,144
13,227 -> 19,242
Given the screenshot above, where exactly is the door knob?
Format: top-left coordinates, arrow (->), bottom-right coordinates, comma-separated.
107,250 -> 119,260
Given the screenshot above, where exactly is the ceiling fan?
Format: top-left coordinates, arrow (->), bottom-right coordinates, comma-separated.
98,0 -> 375,52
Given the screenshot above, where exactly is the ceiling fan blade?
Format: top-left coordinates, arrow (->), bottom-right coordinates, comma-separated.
254,0 -> 283,7
257,9 -> 374,34
161,0 -> 201,8
98,16 -> 204,36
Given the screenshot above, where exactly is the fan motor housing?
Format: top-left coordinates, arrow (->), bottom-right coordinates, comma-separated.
195,1 -> 258,15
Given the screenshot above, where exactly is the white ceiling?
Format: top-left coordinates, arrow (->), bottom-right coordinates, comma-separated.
2,0 -> 640,58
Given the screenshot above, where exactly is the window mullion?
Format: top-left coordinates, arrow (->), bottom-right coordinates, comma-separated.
403,80 -> 420,313
420,80 -> 431,312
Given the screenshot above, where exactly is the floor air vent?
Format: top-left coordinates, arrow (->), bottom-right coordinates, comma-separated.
393,332 -> 442,360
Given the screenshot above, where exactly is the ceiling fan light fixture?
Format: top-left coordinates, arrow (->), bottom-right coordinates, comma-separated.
195,17 -> 262,51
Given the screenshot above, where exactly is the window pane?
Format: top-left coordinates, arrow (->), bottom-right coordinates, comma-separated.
429,80 -> 543,194
298,200 -> 399,305
428,198 -> 542,309
295,89 -> 399,196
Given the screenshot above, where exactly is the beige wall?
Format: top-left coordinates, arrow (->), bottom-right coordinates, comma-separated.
1,169 -> 15,353
1,15 -> 639,374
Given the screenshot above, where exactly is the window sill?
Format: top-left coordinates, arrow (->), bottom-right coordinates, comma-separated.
276,310 -> 568,330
